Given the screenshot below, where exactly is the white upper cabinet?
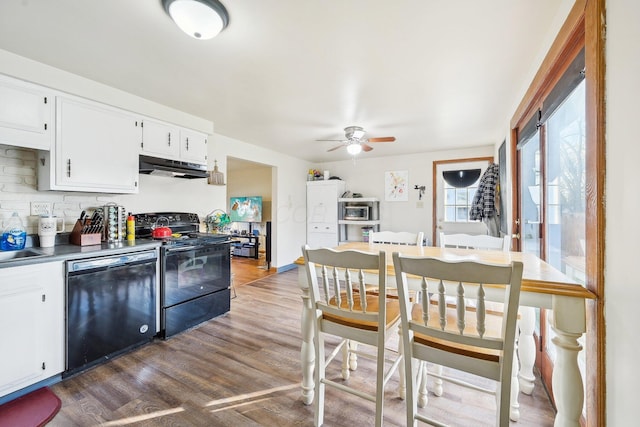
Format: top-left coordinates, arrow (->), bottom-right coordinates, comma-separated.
139,117 -> 180,159
0,74 -> 54,150
179,128 -> 207,164
38,95 -> 139,193
139,117 -> 208,165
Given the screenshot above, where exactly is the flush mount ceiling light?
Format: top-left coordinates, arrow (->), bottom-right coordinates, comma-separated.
162,0 -> 229,40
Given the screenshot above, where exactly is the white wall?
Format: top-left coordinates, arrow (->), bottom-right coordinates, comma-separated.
228,166 -> 272,204
605,0 -> 640,424
318,145 -> 494,244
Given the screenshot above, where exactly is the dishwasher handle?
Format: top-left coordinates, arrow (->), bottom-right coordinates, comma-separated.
67,250 -> 157,274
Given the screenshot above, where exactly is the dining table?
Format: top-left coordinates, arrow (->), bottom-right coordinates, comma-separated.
295,242 -> 597,427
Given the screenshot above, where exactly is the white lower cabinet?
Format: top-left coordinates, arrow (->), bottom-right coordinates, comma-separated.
38,95 -> 139,193
0,262 -> 64,397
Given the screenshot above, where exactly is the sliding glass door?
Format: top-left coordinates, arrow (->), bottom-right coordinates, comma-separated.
515,52 -> 586,407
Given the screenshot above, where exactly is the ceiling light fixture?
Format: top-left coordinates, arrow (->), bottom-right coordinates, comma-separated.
162,0 -> 229,40
346,143 -> 363,156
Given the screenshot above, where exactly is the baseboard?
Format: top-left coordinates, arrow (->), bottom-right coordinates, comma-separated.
277,263 -> 297,273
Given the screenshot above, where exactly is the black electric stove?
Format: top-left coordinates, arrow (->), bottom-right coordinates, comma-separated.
134,212 -> 232,338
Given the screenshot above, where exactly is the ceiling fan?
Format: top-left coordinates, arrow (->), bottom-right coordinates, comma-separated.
317,126 -> 396,155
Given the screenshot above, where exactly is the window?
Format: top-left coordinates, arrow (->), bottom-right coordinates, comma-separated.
443,179 -> 479,222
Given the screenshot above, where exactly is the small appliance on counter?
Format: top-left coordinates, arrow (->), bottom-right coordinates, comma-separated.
343,205 -> 370,220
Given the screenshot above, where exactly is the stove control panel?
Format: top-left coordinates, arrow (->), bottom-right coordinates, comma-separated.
134,212 -> 200,227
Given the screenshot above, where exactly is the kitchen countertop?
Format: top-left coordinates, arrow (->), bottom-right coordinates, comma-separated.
0,238 -> 162,269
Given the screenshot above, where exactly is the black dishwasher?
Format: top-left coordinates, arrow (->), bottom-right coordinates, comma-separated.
65,250 -> 158,377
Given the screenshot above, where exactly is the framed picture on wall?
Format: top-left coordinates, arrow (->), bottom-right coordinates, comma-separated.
385,170 -> 408,201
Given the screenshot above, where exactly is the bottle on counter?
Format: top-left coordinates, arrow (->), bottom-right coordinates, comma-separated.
126,212 -> 135,241
1,212 -> 26,251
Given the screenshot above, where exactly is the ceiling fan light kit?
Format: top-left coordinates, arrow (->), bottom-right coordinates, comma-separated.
318,125 -> 396,156
162,0 -> 229,40
346,143 -> 363,155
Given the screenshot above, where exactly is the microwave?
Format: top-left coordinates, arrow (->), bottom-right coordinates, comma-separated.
344,205 -> 370,220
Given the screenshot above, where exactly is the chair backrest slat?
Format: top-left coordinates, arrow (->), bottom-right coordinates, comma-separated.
371,231 -> 424,246
344,268 -> 354,311
440,232 -> 510,252
420,276 -> 430,325
476,284 -> 486,338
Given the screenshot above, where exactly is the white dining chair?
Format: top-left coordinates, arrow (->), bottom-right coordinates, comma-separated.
370,231 -> 424,246
393,252 -> 523,426
439,232 -> 510,251
301,245 -> 403,427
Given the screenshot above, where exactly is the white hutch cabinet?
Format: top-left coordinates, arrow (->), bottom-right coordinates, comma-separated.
306,180 -> 346,249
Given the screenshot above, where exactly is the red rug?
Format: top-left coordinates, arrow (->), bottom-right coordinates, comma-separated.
0,387 -> 61,427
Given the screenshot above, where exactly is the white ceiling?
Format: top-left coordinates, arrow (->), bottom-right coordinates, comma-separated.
0,0 -> 565,163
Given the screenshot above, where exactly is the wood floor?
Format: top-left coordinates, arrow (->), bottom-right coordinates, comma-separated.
231,253 -> 277,288
49,266 -> 556,426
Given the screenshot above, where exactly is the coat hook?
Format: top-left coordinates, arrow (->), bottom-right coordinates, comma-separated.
414,185 -> 426,200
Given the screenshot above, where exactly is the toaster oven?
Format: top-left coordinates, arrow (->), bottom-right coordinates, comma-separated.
343,205 -> 370,220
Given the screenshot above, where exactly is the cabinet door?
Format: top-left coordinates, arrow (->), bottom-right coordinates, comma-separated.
307,183 -> 340,224
53,96 -> 139,193
140,118 -> 180,159
0,74 -> 54,150
0,262 -> 64,396
179,128 -> 207,164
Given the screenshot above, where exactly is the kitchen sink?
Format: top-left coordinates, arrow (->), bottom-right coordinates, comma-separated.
0,248 -> 48,262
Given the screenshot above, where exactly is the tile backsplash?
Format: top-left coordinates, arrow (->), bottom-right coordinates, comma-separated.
0,144 -> 121,235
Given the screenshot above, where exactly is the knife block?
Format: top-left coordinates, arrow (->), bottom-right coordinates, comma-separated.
69,220 -> 102,246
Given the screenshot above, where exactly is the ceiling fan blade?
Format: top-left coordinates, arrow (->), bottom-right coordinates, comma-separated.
316,139 -> 345,142
361,143 -> 374,152
327,144 -> 345,152
368,136 -> 396,143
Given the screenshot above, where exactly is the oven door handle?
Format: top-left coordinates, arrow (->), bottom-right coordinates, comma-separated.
67,251 -> 157,274
165,242 -> 230,254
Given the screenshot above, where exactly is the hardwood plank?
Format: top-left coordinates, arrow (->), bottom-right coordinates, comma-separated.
49,269 -> 555,426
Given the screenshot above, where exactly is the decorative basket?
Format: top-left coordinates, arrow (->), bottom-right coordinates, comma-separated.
205,209 -> 230,233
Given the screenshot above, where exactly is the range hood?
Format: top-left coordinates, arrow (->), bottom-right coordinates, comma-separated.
139,155 -> 209,179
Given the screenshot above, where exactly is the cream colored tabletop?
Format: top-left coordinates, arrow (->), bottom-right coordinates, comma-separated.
296,242 -> 595,300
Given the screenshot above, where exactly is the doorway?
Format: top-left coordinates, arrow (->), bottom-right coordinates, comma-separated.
227,157 -> 275,274
432,157 -> 493,246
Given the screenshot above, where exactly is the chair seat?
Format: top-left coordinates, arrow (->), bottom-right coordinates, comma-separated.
325,294 -> 400,331
413,333 -> 500,363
